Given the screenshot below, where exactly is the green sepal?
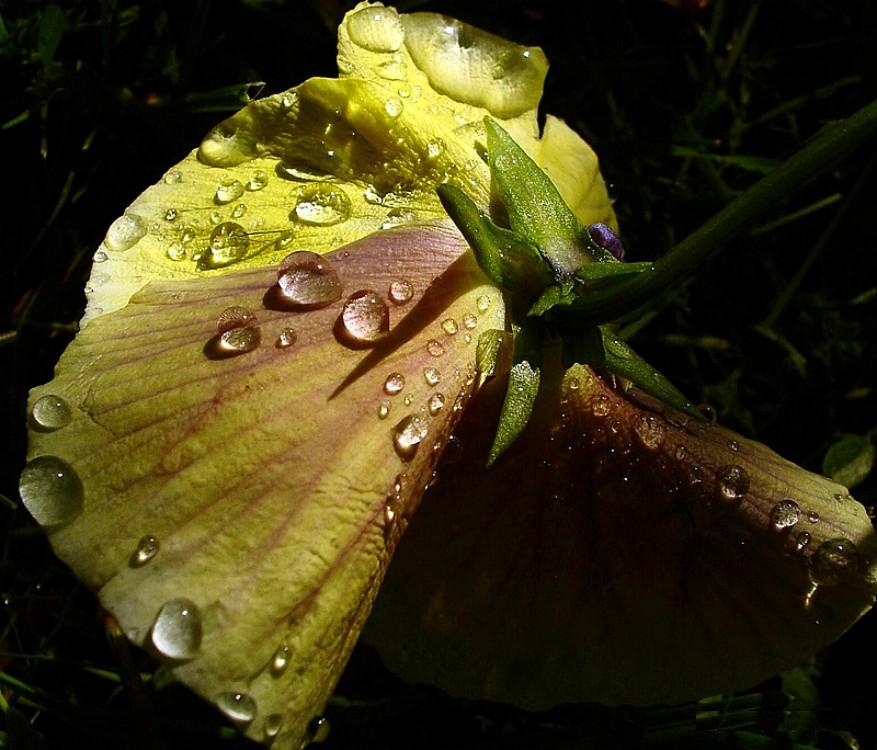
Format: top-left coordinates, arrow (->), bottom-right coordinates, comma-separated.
488,325 -> 543,467
483,117 -> 591,275
575,261 -> 656,286
476,329 -> 508,380
437,183 -> 551,293
528,280 -> 577,317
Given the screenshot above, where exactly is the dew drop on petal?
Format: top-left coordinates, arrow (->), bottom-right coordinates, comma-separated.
591,395 -> 610,417
31,395 -> 72,431
441,318 -> 458,335
19,456 -> 84,527
216,306 -> 257,333
340,291 -> 390,345
384,98 -> 403,118
715,464 -> 749,502
378,400 -> 391,419
675,445 -> 688,461
308,716 -> 331,744
293,185 -> 351,226
217,692 -> 257,723
795,531 -> 812,552
809,538 -> 859,586
393,415 -> 428,461
231,203 -> 247,219
769,498 -> 800,531
164,208 -> 178,222
247,170 -> 268,191
151,598 -> 202,660
164,170 -> 183,184
697,403 -> 717,423
105,214 -> 146,251
215,178 -> 245,205
270,642 -> 290,676
219,326 -> 261,354
347,5 -> 404,52
807,510 -> 820,523
130,535 -> 160,567
477,295 -> 491,313
364,185 -> 384,205
277,251 -> 342,308
276,328 -> 297,348
427,339 -> 445,357
462,313 -> 477,329
93,249 -> 108,263
728,439 -> 740,452
388,279 -> 414,304
423,367 -> 441,386
633,414 -> 664,449
264,714 -> 283,739
428,393 -> 445,415
201,222 -> 250,269
384,372 -> 405,395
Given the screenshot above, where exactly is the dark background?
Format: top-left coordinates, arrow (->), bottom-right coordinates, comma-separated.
2,1 -> 876,748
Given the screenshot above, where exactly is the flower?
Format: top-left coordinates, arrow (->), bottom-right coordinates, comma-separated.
19,3 -> 875,748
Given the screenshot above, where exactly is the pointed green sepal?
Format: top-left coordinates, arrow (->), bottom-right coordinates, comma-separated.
575,261 -> 656,285
438,183 -> 551,292
528,280 -> 577,317
476,329 -> 508,380
483,117 -> 591,275
488,326 -> 542,466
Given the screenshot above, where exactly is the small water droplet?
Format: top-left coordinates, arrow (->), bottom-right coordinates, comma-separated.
770,498 -> 800,531
403,394 -> 413,406
340,291 -> 389,345
609,419 -> 621,434
592,395 -> 610,417
728,439 -> 739,452
795,531 -> 811,552
393,415 -> 428,461
19,456 -> 84,527
270,642 -> 290,676
209,210 -> 222,225
426,139 -> 445,159
164,170 -> 183,184
427,339 -> 444,357
476,295 -> 491,313
364,185 -> 384,205
164,208 -> 178,222
381,207 -> 415,229
167,243 -> 186,261
131,535 -> 160,567
307,716 -> 331,744
276,328 -> 297,349
441,318 -> 458,335
715,464 -> 749,502
807,510 -> 820,523
384,98 -> 403,118
384,372 -> 405,395
247,170 -> 267,191
277,251 -> 342,308
697,403 -> 717,423
264,714 -> 283,738
217,692 -> 257,723
809,538 -> 858,585
200,222 -> 250,269
93,249 -> 108,263
462,313 -> 477,329
567,377 -> 580,391
378,400 -> 391,419
428,393 -> 445,415
633,414 -> 664,449
216,306 -> 257,333
293,185 -> 351,226
388,279 -> 414,305
423,367 -> 441,386
215,178 -> 245,205
219,326 -> 261,354
105,214 -> 147,251
31,395 -> 72,431
675,445 -> 688,461
151,598 -> 202,660
231,203 -> 247,219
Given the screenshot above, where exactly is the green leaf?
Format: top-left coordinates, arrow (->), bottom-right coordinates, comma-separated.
488,326 -> 542,466
822,433 -> 875,489
484,117 -> 590,275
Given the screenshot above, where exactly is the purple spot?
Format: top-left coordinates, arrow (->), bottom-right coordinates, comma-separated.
587,223 -> 625,260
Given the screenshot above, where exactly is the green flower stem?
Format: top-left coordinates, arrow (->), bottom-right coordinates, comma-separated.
569,98 -> 877,324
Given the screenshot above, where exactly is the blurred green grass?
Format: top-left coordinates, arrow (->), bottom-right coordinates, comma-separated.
1,1 -> 875,748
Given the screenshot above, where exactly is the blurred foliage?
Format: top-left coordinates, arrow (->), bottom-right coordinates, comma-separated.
1,0 -> 876,748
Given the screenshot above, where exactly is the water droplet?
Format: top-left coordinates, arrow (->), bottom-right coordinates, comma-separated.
381,207 -> 415,229
31,395 -> 72,431
217,692 -> 257,723
633,414 -> 664,449
476,295 -> 491,313
264,714 -> 283,738
164,208 -> 178,222
378,400 -> 391,419
340,291 -> 390,345
277,251 -> 342,308
441,318 -> 458,335
293,185 -> 351,226
151,598 -> 202,660
426,139 -> 445,159
393,415 -> 428,461
592,395 -> 610,417
209,210 -> 222,225
215,178 -> 245,205
93,249 -> 108,263
675,445 -> 688,461
462,313 -> 477,329
200,222 -> 250,269
363,185 -> 384,205
388,279 -> 414,305
164,170 -> 183,184
427,339 -> 444,357
347,5 -> 404,51
167,243 -> 186,261
403,394 -> 413,406
384,372 -> 405,395
697,403 -> 717,423
308,716 -> 331,744
807,510 -> 820,523
728,439 -> 739,452
216,306 -> 257,333
384,98 -> 403,118
795,531 -> 811,552
270,642 -> 290,676
231,203 -> 247,219
247,170 -> 267,191
19,456 -> 84,527
423,367 -> 441,386
715,464 -> 749,502
809,538 -> 859,585
105,214 -> 146,251
770,499 -> 800,531
219,326 -> 261,354
276,328 -> 297,349
131,535 -> 160,567
377,59 -> 406,80
428,393 -> 445,415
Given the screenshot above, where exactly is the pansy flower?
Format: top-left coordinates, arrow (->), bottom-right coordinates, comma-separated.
20,3 -> 876,748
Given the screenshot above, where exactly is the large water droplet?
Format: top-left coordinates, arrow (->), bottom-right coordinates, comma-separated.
426,339 -> 444,357
388,279 -> 414,305
715,464 -> 749,502
383,372 -> 405,395
217,692 -> 257,723
247,170 -> 268,191
200,222 -> 250,269
214,178 -> 245,205
31,395 -> 72,432
219,326 -> 261,354
769,498 -> 800,531
339,291 -> 390,345
809,538 -> 859,586
462,313 -> 477,330
384,97 -> 403,118
130,535 -> 160,567
293,186 -> 351,226
347,5 -> 404,52
441,318 -> 458,335
423,367 -> 441,386
198,121 -> 257,167
19,456 -> 84,527
476,295 -> 491,313
216,306 -> 257,333
151,598 -> 202,660
633,414 -> 664,449
277,251 -> 342,308
393,415 -> 428,461
105,214 -> 146,251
